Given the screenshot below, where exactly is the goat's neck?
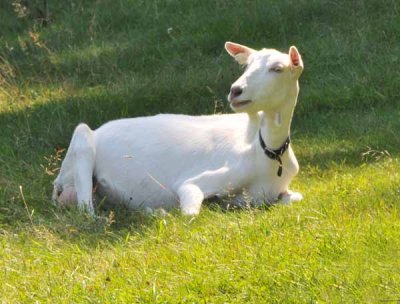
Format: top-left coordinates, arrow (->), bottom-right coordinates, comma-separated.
259,95 -> 297,150
245,112 -> 261,143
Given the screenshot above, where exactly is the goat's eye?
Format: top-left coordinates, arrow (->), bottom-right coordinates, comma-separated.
269,66 -> 283,73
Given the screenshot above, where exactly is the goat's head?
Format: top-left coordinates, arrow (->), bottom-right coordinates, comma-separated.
225,42 -> 303,113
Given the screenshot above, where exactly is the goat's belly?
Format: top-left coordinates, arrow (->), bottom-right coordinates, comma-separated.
92,144 -> 195,209
92,126 -> 240,208
94,166 -> 179,209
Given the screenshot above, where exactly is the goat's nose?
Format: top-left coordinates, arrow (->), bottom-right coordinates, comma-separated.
230,86 -> 243,99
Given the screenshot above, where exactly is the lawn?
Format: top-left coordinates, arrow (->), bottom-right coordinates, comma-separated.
1,0 -> 400,302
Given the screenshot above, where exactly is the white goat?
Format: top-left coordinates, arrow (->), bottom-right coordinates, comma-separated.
52,42 -> 304,215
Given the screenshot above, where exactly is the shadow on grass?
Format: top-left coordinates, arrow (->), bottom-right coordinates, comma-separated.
43,196 -> 274,246
292,107 -> 400,169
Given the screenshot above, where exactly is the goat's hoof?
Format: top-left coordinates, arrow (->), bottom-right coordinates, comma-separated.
279,191 -> 303,205
181,207 -> 201,216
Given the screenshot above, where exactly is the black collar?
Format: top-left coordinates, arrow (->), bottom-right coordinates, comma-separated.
258,129 -> 291,177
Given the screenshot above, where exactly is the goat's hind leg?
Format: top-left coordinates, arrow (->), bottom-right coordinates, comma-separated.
53,123 -> 96,214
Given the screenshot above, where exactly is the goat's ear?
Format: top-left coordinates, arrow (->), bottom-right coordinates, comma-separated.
225,42 -> 255,65
289,46 -> 303,70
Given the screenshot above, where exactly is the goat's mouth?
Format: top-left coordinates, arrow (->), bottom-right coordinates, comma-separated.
230,99 -> 252,109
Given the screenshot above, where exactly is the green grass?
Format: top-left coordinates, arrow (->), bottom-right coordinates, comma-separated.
1,0 -> 400,302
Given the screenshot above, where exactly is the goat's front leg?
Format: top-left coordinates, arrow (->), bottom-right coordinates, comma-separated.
177,184 -> 204,216
177,166 -> 232,215
279,190 -> 303,205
